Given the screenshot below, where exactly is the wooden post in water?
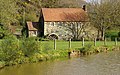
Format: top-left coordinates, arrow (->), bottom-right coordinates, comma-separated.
94,38 -> 96,46
104,37 -> 107,46
54,39 -> 56,50
69,39 -> 71,49
82,37 -> 85,47
115,38 -> 117,46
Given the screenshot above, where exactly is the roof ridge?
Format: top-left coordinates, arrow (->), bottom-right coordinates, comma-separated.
42,8 -> 87,22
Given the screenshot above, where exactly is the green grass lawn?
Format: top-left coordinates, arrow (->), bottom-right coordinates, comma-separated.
40,41 -> 120,50
0,39 -> 119,50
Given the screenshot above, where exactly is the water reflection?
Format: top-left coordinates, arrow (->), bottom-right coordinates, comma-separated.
0,51 -> 120,75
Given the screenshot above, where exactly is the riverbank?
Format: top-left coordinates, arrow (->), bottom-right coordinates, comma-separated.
0,61 -> 5,69
0,49 -> 68,69
0,45 -> 120,69
1,50 -> 120,75
77,45 -> 120,56
0,38 -> 120,69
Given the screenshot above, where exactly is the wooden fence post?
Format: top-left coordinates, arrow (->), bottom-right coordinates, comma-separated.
115,38 -> 117,46
69,39 -> 71,49
82,37 -> 84,47
54,39 -> 56,50
94,38 -> 96,46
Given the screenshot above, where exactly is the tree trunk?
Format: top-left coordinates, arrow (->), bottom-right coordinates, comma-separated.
101,29 -> 105,41
97,30 -> 100,41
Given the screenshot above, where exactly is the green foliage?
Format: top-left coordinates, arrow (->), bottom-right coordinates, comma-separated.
105,31 -> 119,41
0,38 -> 70,66
25,11 -> 39,22
0,37 -> 42,65
0,25 -> 5,39
21,25 -> 28,38
0,38 -> 20,62
0,61 -> 5,68
105,31 -> 118,37
3,34 -> 17,40
0,39 -> 120,67
118,32 -> 120,37
88,0 -> 120,39
0,24 -> 18,39
21,37 -> 41,57
42,49 -> 68,60
0,0 -> 18,25
41,0 -> 59,8
79,44 -> 95,54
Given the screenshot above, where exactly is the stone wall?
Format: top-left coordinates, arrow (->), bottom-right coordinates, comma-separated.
44,22 -> 97,40
44,22 -> 73,40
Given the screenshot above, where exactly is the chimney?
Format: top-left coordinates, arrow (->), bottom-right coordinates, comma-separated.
82,5 -> 86,11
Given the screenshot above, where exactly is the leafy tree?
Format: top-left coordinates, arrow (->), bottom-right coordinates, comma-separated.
0,0 -> 19,38
0,24 -> 14,39
0,0 -> 18,26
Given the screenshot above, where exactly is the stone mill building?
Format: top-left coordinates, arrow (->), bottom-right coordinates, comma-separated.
27,7 -> 89,40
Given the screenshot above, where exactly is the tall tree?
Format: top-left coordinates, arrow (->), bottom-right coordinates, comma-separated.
88,0 -> 120,40
0,0 -> 19,38
0,0 -> 18,26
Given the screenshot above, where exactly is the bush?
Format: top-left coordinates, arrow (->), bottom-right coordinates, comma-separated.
0,37 -> 68,66
79,44 -> 94,55
0,38 -> 22,63
0,37 -> 42,65
21,37 -> 41,57
0,61 -> 5,68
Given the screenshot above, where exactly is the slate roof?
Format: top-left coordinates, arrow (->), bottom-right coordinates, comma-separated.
42,8 -> 88,22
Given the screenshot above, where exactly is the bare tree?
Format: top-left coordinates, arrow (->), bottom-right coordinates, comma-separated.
65,22 -> 89,40
88,0 -> 120,40
62,12 -> 89,40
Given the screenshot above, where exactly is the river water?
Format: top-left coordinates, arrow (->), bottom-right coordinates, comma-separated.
0,51 -> 120,75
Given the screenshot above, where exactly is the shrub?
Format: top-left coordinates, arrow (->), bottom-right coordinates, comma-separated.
0,61 -> 5,68
79,44 -> 94,54
0,38 -> 21,63
21,37 -> 41,57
